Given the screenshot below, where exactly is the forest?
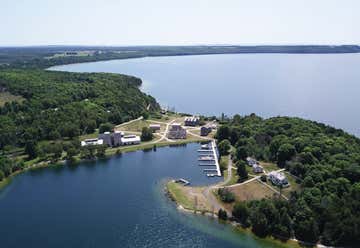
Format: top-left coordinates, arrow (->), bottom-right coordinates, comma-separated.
0,69 -> 159,180
1,45 -> 360,69
216,114 -> 360,246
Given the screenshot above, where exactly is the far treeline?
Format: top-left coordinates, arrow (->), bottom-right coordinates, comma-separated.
0,69 -> 160,180
216,114 -> 360,247
1,45 -> 360,69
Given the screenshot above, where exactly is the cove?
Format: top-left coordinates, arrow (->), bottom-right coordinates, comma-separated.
50,53 -> 360,136
0,144 -> 285,248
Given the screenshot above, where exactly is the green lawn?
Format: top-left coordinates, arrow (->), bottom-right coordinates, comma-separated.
167,181 -> 195,210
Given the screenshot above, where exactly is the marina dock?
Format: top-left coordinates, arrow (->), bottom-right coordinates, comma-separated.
197,140 -> 221,177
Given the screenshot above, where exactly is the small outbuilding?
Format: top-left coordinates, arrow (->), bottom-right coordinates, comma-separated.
200,126 -> 212,136
81,138 -> 104,147
149,124 -> 161,132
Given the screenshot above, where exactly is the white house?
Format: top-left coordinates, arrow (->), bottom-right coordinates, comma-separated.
253,163 -> 264,173
81,138 -> 104,147
268,171 -> 289,187
246,157 -> 258,167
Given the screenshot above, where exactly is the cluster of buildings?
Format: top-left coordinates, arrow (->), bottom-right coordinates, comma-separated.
246,157 -> 264,173
81,131 -> 140,147
167,123 -> 187,139
246,157 -> 290,187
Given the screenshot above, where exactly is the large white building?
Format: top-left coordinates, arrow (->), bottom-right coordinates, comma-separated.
268,171 -> 289,187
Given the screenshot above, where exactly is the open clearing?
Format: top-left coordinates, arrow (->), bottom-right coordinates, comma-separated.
0,92 -> 25,106
227,180 -> 275,201
167,181 -> 211,212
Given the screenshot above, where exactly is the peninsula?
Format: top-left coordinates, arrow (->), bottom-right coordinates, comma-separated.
0,47 -> 359,248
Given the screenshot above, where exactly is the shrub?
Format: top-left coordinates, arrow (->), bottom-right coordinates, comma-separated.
218,188 -> 235,203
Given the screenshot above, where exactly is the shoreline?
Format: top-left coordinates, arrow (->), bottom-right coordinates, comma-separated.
165,180 -> 304,248
0,138 -> 204,191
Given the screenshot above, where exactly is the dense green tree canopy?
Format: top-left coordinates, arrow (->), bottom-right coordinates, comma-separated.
0,69 -> 159,178
217,114 -> 360,246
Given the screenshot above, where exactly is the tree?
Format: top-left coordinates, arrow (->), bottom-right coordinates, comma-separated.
66,147 -> 78,163
99,123 -> 114,134
50,143 -> 63,161
273,208 -> 292,239
277,143 -> 296,167
218,139 -> 231,156
218,188 -> 235,203
232,202 -> 250,226
141,127 -> 153,141
96,145 -> 107,158
218,209 -> 228,220
142,111 -> 149,120
293,202 -> 319,243
25,141 -> 39,159
61,124 -> 80,138
236,146 -> 248,161
0,170 -> 4,181
216,125 -> 230,142
236,160 -> 248,181
251,211 -> 269,237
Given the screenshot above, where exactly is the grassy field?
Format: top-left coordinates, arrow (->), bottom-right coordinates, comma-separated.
260,161 -> 279,172
0,91 -> 25,106
167,181 -> 196,210
228,180 -> 275,201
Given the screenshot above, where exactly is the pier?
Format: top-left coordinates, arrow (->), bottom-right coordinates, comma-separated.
197,140 -> 221,177
175,178 -> 190,186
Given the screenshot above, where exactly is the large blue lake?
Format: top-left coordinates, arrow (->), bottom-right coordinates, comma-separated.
51,53 -> 360,136
0,144 -> 281,248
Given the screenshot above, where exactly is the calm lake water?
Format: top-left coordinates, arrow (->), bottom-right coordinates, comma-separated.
51,53 -> 360,136
0,144 -> 281,248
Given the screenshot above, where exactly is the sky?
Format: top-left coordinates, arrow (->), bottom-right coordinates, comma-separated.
1,0 -> 359,46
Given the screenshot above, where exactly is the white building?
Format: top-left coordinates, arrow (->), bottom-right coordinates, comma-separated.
81,138 -> 104,147
253,163 -> 264,173
184,116 -> 200,126
268,171 -> 289,187
121,135 -> 141,145
246,157 -> 258,167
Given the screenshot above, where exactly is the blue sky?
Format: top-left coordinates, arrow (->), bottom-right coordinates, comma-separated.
1,0 -> 359,46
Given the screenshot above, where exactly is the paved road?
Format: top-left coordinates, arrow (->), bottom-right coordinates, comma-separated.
116,116 -> 143,128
